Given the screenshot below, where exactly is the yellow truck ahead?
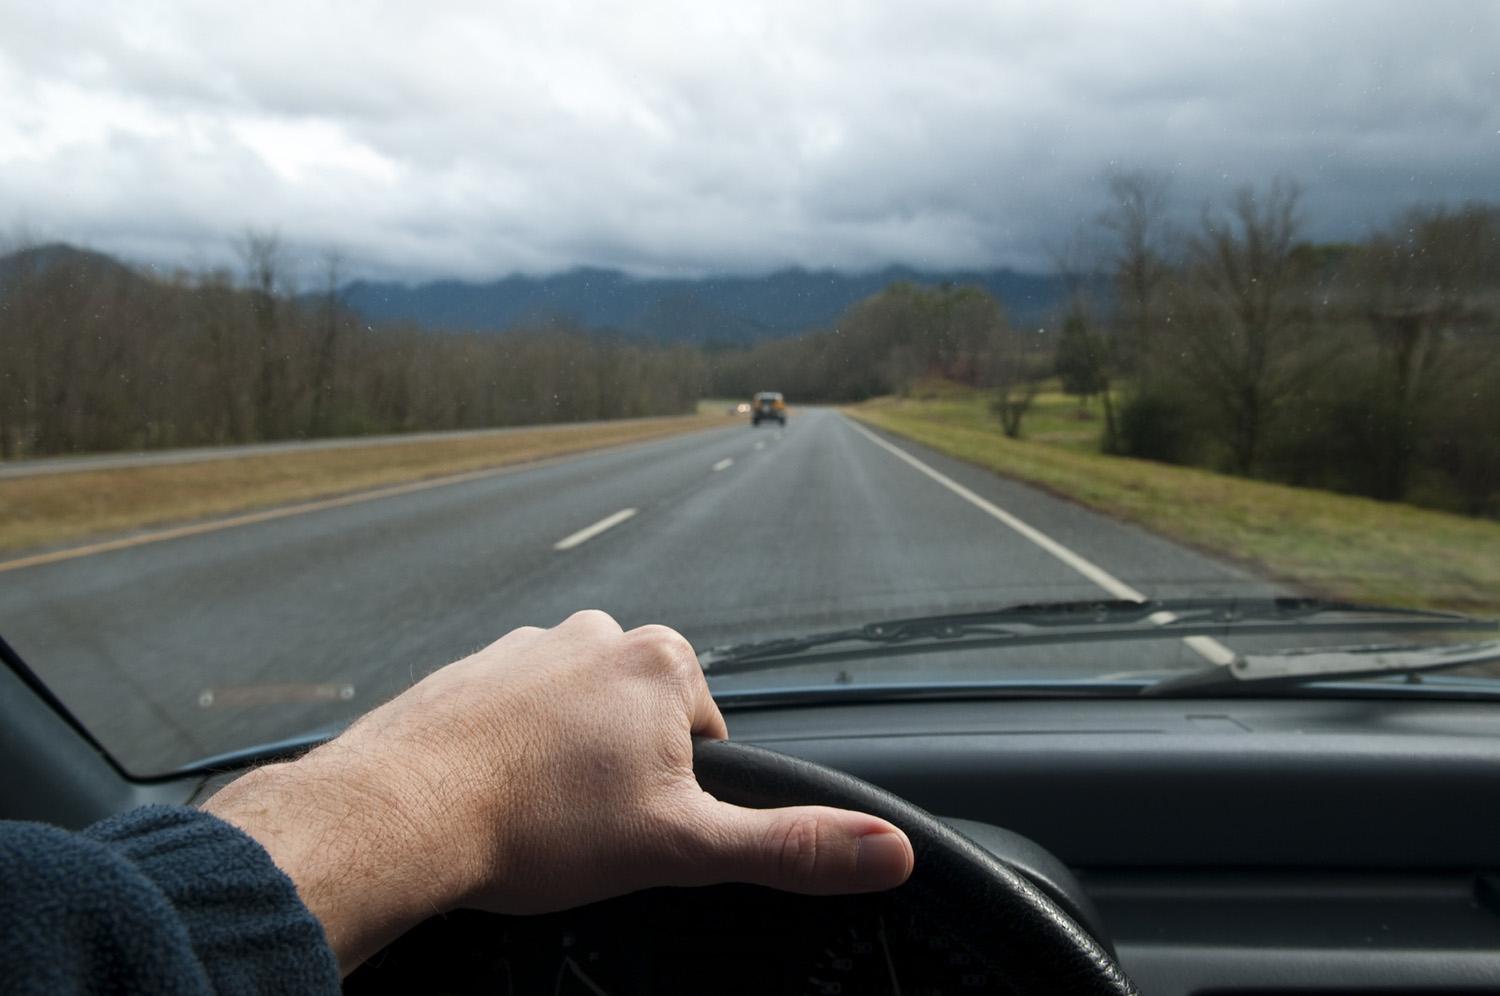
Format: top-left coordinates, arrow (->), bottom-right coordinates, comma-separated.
750,392 -> 786,427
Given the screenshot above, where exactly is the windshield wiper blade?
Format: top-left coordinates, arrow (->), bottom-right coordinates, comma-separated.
1140,639 -> 1500,697
697,597 -> 1495,675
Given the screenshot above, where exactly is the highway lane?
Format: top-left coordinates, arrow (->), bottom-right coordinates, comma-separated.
0,408 -> 1279,774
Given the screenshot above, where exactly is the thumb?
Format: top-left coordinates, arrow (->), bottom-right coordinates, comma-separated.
698,802 -> 914,895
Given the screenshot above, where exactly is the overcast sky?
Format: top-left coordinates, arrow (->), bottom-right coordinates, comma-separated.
1,0 -> 1496,282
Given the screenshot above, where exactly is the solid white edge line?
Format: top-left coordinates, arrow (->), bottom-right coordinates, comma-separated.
712,458 -> 734,472
553,507 -> 637,551
843,417 -> 1235,667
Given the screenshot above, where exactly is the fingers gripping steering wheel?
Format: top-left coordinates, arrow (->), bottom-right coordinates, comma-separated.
692,738 -> 1139,996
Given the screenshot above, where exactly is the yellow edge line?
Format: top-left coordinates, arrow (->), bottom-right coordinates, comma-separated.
0,426 -> 714,575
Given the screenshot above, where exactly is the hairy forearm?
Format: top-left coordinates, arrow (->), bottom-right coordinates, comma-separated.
203,749 -> 474,974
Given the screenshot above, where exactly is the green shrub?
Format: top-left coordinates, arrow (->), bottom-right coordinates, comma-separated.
1117,388 -> 1198,464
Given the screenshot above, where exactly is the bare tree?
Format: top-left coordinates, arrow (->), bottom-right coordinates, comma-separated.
309,250 -> 345,435
1098,169 -> 1174,370
1176,179 -> 1310,474
1353,203 -> 1500,498
238,230 -> 285,440
0,230 -> 29,458
193,269 -> 251,443
1047,230 -> 1119,449
985,325 -> 1044,439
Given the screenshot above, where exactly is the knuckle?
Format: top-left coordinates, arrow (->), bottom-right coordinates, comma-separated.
627,625 -> 697,675
563,608 -> 618,632
767,813 -> 823,886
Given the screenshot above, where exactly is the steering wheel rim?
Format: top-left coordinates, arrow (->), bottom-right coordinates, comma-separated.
693,737 -> 1139,996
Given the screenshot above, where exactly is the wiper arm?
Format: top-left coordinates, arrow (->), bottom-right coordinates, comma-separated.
698,597 -> 1495,676
1141,639 -> 1500,697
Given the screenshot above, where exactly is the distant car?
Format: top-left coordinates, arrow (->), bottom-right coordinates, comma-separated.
734,402 -> 751,415
751,392 -> 786,427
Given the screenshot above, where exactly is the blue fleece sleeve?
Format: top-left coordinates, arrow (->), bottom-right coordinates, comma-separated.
0,805 -> 339,995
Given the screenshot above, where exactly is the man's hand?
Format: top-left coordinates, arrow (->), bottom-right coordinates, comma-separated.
204,611 -> 914,972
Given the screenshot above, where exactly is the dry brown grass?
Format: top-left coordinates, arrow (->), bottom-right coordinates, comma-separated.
0,415 -> 723,556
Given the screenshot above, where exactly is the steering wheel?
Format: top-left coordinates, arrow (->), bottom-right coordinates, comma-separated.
693,738 -> 1139,996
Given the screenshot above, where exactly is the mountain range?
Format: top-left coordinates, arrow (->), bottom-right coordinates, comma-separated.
0,243 -> 140,286
0,245 -> 1087,345
340,265 -> 1087,344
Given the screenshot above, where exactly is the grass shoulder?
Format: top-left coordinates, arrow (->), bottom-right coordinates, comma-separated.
0,414 -> 725,557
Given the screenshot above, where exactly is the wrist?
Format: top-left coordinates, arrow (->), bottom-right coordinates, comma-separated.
205,751 -> 478,973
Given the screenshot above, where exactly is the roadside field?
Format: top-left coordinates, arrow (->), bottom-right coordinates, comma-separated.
899,378 -> 1105,453
849,392 -> 1500,617
0,414 -> 723,556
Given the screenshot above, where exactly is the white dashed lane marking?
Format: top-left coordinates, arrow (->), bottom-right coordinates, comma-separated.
553,508 -> 637,551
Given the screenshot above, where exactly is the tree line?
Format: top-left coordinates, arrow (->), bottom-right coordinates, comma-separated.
1081,176 -> 1499,518
708,280 -> 1045,411
710,180 -> 1500,519
0,236 -> 705,459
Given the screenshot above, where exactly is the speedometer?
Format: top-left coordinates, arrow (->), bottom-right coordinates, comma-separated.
804,910 -> 1005,995
350,888 -> 1025,994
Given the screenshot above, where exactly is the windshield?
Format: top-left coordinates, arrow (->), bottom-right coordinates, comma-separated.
1,2 -> 1497,776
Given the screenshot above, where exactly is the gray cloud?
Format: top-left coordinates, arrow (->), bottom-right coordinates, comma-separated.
1,0 -> 1496,281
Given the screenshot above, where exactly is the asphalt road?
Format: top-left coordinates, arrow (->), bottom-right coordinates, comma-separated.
0,408 -> 1280,774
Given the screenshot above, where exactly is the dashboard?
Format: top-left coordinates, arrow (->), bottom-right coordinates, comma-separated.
346,885 -> 1004,995
11,649 -> 1500,995
345,695 -> 1500,995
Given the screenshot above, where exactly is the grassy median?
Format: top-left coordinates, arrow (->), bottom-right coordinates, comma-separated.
848,391 -> 1500,617
0,414 -> 726,557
